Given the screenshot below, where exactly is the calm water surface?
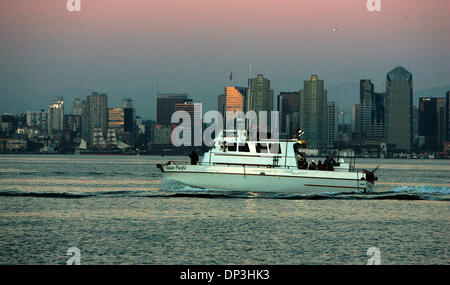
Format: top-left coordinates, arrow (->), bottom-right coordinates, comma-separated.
0,154 -> 448,264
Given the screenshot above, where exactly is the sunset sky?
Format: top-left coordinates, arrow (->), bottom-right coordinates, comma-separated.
0,0 -> 448,118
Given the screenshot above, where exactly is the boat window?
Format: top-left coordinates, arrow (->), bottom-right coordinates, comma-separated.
227,143 -> 237,151
268,143 -> 282,154
238,143 -> 250,152
256,143 -> 268,153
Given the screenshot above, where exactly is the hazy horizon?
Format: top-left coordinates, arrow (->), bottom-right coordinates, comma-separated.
1,0 -> 449,119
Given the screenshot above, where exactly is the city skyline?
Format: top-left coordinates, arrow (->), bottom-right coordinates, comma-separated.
0,0 -> 449,119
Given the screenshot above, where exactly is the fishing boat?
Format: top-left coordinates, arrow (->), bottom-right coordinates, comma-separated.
157,130 -> 378,194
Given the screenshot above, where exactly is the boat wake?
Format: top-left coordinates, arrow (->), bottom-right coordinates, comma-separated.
1,185 -> 448,201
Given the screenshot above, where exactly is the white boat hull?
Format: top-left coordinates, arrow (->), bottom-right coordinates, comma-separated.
159,164 -> 374,194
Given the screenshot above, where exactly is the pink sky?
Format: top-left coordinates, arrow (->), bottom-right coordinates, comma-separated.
0,0 -> 449,116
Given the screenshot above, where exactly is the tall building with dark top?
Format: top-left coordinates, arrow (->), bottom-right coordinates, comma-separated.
359,79 -> 385,143
217,94 -> 225,116
419,97 -> 446,151
156,94 -> 191,126
174,102 -> 202,146
385,66 -> 413,151
419,98 -> 438,151
446,91 -> 450,142
277,91 -> 300,137
108,98 -> 136,146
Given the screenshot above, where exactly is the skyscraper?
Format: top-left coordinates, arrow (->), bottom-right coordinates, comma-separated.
224,87 -> 248,113
156,94 -> 191,126
419,98 -> 438,151
217,94 -> 225,116
352,104 -> 360,136
436,98 -> 446,151
359,79 -> 385,143
26,110 -> 47,132
108,98 -> 136,146
122,98 -> 136,146
47,96 -> 64,134
446,91 -> 450,143
82,92 -> 108,146
419,97 -> 446,151
174,101 -> 202,146
223,86 -> 248,129
247,74 -> 274,128
278,91 -> 300,137
72,98 -> 83,115
385,66 -> 413,151
327,101 -> 339,148
299,75 -> 328,150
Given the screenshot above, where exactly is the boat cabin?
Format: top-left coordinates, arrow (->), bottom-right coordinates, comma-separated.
200,130 -> 350,171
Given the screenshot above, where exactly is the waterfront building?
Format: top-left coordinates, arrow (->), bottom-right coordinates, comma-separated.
385,66 -> 413,151
72,98 -> 83,115
156,94 -> 191,126
218,94 -> 226,116
82,92 -> 108,146
278,91 -> 300,137
247,74 -> 274,128
299,75 -> 328,150
26,110 -> 48,132
47,96 -> 64,135
108,98 -> 136,146
327,101 -> 339,148
174,101 -> 202,146
359,79 -> 385,143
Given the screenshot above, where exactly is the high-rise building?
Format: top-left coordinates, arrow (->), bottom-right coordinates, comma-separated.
122,98 -> 136,146
299,75 -> 328,150
0,113 -> 19,137
26,110 -> 48,132
122,98 -> 133,109
419,98 -> 437,151
446,91 -> 450,143
64,114 -> 81,132
352,104 -> 360,135
72,98 -> 83,115
247,74 -> 274,128
326,101 -> 339,148
359,80 -> 385,143
217,94 -> 225,116
285,112 -> 300,139
82,92 -> 108,146
224,87 -> 247,113
156,94 -> 191,126
437,98 -> 446,151
47,96 -> 64,134
152,125 -> 172,144
174,101 -> 202,146
223,87 -> 248,130
278,91 -> 300,137
419,97 -> 447,151
108,98 -> 136,146
108,108 -> 125,142
412,105 -> 419,143
385,66 -> 413,151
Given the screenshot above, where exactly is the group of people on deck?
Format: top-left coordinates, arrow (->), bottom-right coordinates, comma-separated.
298,156 -> 337,171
